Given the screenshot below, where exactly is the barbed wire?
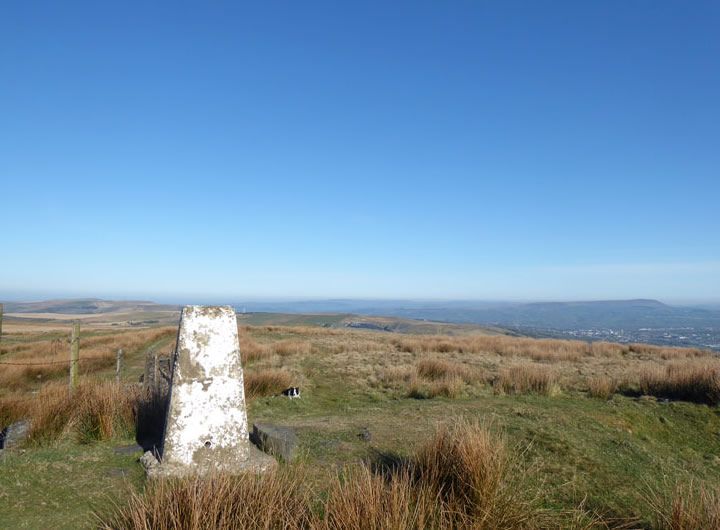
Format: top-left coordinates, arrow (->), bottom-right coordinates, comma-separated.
0,359 -> 82,366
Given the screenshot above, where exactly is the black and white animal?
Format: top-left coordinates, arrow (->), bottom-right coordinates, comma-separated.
280,387 -> 301,399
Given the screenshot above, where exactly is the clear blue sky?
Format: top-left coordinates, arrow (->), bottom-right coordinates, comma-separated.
1,1 -> 719,304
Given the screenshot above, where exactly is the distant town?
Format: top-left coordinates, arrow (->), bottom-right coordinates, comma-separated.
518,326 -> 720,351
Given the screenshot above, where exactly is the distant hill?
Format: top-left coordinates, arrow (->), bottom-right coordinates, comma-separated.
237,312 -> 512,336
394,299 -> 720,330
3,298 -> 718,348
233,298 -> 720,330
3,298 -> 179,314
0,298 -> 510,336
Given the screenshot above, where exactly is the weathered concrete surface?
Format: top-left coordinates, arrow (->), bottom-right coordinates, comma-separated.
0,420 -> 30,449
250,423 -> 299,461
157,306 -> 276,476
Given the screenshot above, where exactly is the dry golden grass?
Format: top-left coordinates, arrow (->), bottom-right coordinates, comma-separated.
416,358 -> 478,383
237,331 -> 271,363
326,340 -> 383,354
239,324 -> 342,337
244,369 -> 293,398
399,359 -> 480,399
497,364 -> 558,396
390,334 -> 708,362
379,366 -> 414,385
635,360 -> 720,404
411,419 -> 538,528
587,376 -> 617,400
629,343 -> 711,360
0,327 -> 176,389
272,339 -> 312,356
647,480 -> 720,530
429,375 -> 464,398
323,464 -> 441,529
97,468 -> 314,530
97,419 -> 567,529
0,379 -> 137,445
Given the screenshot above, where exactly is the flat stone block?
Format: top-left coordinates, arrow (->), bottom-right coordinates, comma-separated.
143,445 -> 276,478
0,420 -> 30,449
251,423 -> 299,461
113,443 -> 143,455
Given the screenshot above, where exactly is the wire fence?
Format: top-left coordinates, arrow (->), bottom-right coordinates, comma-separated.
0,355 -> 105,366
0,359 -> 76,366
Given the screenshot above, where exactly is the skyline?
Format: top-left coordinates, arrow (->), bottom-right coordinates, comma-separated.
2,2 -> 719,303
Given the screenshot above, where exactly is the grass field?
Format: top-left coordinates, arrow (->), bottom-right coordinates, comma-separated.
1,320 -> 719,528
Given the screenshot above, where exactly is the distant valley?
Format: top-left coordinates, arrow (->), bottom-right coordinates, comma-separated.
2,297 -> 719,350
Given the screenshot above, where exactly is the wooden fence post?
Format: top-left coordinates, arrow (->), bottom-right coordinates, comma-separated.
153,353 -> 159,393
116,349 -> 124,383
70,322 -> 80,391
0,303 -> 3,345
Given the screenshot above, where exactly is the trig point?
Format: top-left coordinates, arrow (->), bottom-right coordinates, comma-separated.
154,305 -> 276,477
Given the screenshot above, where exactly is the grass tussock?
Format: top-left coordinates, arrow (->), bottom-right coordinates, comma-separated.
587,376 -> 617,400
379,366 -> 414,385
404,359 -> 479,399
407,375 -> 463,399
97,468 -> 313,530
636,360 -> 720,405
1,380 -> 137,445
323,464 -> 441,529
237,332 -> 271,363
416,358 -> 478,383
497,364 -> 558,396
429,375 -> 464,398
410,419 -> 537,528
390,335 -> 708,362
244,369 -> 293,398
272,339 -> 312,356
648,480 -> 720,530
98,419 -> 575,529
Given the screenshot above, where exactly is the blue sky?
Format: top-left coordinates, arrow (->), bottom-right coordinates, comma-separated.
1,1 -> 719,304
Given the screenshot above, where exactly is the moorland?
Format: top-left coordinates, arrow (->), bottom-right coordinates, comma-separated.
1,311 -> 719,529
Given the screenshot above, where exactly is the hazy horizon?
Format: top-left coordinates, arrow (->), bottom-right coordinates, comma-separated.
2,290 -> 719,308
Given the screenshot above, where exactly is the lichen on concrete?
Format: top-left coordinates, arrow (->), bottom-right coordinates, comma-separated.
155,305 -> 276,477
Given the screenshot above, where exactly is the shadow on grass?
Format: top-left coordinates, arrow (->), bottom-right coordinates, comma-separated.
134,389 -> 168,452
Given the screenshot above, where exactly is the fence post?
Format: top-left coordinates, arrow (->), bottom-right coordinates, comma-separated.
116,349 -> 124,383
153,353 -> 159,393
0,303 -> 3,345
70,322 -> 80,391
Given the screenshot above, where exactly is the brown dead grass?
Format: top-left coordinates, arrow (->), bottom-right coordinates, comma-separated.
416,358 -> 478,383
401,359 -> 480,399
648,480 -> 720,530
0,327 -> 176,390
635,360 -> 720,405
587,376 -> 617,400
323,463 -> 442,529
237,331 -> 271,363
98,419 -> 573,529
244,369 -> 293,398
497,364 -> 558,396
272,339 -> 312,356
97,467 -> 314,530
0,379 -> 137,445
239,324 -> 342,337
391,334 -> 708,362
379,366 -> 414,385
326,340 -> 383,354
